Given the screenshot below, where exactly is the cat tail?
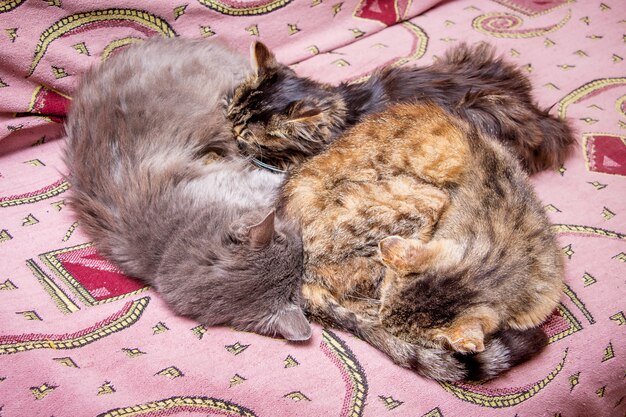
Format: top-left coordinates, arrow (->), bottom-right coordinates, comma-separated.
440,42 -> 576,174
303,283 -> 548,381
404,327 -> 548,381
438,42 -> 516,79
457,327 -> 549,380
530,109 -> 576,174
302,283 -> 468,381
457,92 -> 576,174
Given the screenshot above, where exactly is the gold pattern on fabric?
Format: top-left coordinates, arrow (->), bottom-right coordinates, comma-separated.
0,0 -> 25,13
473,10 -> 571,38
0,279 -> 17,290
197,0 -> 293,16
62,222 -> 78,242
551,224 -> 626,240
101,37 -> 144,61
490,0 -> 572,16
562,284 -> 595,325
53,357 -> 79,367
97,396 -> 258,417
28,9 -> 176,76
558,78 -> 626,119
0,179 -> 69,208
439,350 -> 568,407
0,298 -> 149,354
39,243 -> 149,306
549,305 -> 582,343
321,330 -> 367,417
26,259 -> 80,314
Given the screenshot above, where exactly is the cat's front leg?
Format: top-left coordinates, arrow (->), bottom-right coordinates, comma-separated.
430,305 -> 500,353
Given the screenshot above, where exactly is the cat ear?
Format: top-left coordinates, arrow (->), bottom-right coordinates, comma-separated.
251,41 -> 278,73
378,236 -> 415,273
248,210 -> 275,249
273,305 -> 312,341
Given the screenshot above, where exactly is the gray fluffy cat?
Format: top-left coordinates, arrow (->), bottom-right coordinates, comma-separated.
64,38 -> 311,341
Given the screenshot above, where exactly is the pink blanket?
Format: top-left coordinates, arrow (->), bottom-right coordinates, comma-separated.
1,0 -> 625,416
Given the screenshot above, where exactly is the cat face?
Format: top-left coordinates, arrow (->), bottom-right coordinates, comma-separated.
377,236 -> 478,350
226,42 -> 346,170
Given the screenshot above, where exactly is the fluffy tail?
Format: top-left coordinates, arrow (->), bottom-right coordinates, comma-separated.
458,327 -> 548,381
303,283 -> 548,381
530,111 -> 576,174
439,43 -> 576,174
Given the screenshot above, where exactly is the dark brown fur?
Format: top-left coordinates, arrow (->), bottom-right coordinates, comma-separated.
281,102 -> 563,381
227,42 -> 574,174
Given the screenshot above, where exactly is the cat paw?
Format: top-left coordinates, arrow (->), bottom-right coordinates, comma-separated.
451,336 -> 485,354
435,330 -> 485,354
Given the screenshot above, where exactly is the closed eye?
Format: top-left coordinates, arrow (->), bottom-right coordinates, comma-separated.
237,128 -> 257,144
233,124 -> 245,136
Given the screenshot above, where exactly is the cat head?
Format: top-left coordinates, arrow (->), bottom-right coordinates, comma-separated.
223,210 -> 311,341
226,42 -> 347,170
377,236 -> 478,349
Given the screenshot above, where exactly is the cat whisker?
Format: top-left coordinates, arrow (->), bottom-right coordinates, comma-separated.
346,294 -> 381,304
245,132 -> 266,160
235,130 -> 261,155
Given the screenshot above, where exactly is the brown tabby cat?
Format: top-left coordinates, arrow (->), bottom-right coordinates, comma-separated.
280,101 -> 563,381
227,41 -> 574,174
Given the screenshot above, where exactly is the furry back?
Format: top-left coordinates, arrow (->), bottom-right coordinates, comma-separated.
64,38 -> 311,341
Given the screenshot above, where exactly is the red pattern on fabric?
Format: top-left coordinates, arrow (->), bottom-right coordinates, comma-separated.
30,87 -> 70,119
585,135 -> 626,176
541,311 -> 572,336
321,341 -> 355,417
354,0 -> 405,26
0,178 -> 66,203
0,300 -> 133,344
56,247 -> 144,301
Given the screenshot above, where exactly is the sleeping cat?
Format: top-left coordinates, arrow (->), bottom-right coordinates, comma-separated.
227,41 -> 574,174
64,38 -> 311,341
280,102 -> 563,381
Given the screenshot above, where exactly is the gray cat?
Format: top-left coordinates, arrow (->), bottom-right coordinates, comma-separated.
63,38 -> 311,341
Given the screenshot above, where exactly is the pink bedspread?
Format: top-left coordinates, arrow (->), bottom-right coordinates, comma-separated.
1,0 -> 625,416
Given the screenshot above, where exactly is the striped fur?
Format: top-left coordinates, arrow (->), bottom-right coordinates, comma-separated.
281,102 -> 563,381
227,42 -> 575,174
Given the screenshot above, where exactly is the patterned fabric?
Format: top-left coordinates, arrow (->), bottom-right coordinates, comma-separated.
0,0 -> 624,415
